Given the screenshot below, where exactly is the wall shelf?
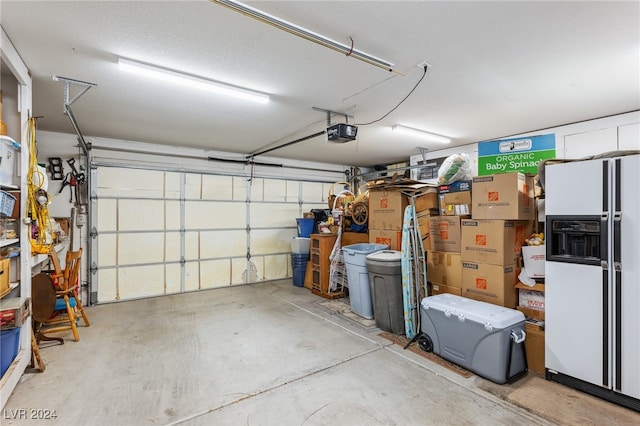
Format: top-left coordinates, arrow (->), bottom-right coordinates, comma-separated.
0,239 -> 19,248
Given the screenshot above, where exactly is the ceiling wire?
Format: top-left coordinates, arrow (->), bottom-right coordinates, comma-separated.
355,65 -> 429,126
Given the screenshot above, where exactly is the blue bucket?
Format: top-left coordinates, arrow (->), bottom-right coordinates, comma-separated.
296,218 -> 314,237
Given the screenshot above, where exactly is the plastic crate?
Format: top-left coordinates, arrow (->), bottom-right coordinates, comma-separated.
0,191 -> 16,217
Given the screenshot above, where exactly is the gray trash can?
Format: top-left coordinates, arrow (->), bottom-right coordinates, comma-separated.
343,243 -> 388,319
366,250 -> 404,334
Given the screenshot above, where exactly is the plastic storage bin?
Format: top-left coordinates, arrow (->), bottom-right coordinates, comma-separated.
1,327 -> 20,376
366,250 -> 404,334
296,218 -> 314,238
420,294 -> 527,384
342,243 -> 388,319
291,253 -> 310,287
291,237 -> 310,254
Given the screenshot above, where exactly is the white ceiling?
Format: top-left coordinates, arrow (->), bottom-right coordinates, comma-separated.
1,1 -> 639,167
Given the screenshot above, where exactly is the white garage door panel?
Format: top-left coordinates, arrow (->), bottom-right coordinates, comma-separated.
165,201 -> 181,230
185,201 -> 245,228
263,179 -> 287,202
165,264 -> 181,294
263,254 -> 288,280
251,203 -> 301,227
286,181 -> 299,202
250,178 -> 266,201
252,229 -> 293,255
184,262 -> 199,291
165,232 -> 181,261
202,175 -> 234,200
302,181 -> 325,203
200,230 -> 245,258
99,168 -> 166,197
184,232 -> 199,261
97,269 -> 117,302
200,259 -> 232,288
119,199 -> 166,230
232,258 -> 249,284
165,172 -> 181,199
97,234 -> 117,266
119,233 -> 166,265
97,199 -> 117,231
118,265 -> 166,299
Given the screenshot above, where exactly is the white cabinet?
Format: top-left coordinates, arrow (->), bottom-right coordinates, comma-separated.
563,127 -> 618,159
1,26 -> 32,410
618,123 -> 640,150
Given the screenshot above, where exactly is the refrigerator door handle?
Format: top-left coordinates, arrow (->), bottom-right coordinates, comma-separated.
613,213 -> 622,270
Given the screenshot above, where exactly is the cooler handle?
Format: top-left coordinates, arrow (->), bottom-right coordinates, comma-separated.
511,329 -> 526,344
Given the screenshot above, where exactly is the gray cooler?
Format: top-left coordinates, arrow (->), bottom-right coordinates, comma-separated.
420,294 -> 527,384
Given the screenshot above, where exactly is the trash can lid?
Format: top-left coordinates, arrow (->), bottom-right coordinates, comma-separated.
366,250 -> 402,262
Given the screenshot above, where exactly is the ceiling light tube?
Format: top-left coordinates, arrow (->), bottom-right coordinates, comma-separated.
210,0 -> 396,73
392,125 -> 451,144
118,58 -> 269,104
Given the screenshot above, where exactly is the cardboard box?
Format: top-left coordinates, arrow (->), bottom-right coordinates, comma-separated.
440,191 -> 472,216
522,244 -> 545,278
472,173 -> 534,220
429,216 -> 462,253
430,283 -> 462,297
461,262 -> 517,308
414,188 -> 439,213
438,180 -> 472,194
461,219 -> 532,265
524,321 -> 545,374
369,229 -> 402,251
427,251 -> 462,287
368,189 -> 408,231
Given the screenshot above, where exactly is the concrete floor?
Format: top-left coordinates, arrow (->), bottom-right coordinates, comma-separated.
4,280 -> 640,425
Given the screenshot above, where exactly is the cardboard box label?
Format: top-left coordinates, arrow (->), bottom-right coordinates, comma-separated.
475,278 -> 487,289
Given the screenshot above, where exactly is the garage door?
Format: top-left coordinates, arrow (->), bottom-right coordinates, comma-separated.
92,165 -> 332,303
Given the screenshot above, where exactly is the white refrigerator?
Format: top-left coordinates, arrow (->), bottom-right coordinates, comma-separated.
545,154 -> 640,411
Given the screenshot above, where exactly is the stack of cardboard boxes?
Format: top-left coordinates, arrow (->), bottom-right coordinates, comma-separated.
368,184 -> 438,250
460,172 -> 534,308
426,180 -> 472,296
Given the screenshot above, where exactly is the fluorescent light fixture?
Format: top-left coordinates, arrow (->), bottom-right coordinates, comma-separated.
392,125 -> 451,144
118,58 -> 269,104
210,0 -> 395,73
